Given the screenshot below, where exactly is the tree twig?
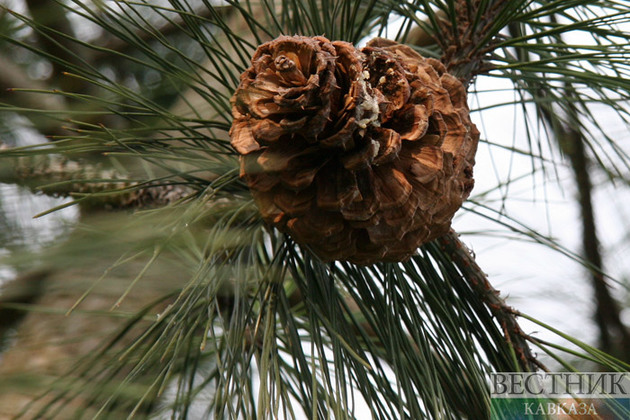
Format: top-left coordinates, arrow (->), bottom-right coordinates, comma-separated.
438,230 -> 543,372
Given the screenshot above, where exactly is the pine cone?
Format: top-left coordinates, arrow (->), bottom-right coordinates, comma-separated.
230,36 -> 479,264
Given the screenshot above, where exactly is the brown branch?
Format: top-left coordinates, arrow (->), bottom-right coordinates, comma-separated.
560,113 -> 630,361
438,230 -> 542,372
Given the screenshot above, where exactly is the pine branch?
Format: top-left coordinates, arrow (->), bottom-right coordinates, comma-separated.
0,152 -> 193,210
3,2 -> 629,418
438,230 -> 542,372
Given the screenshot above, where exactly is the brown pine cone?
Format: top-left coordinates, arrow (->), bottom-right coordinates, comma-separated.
230,36 -> 479,264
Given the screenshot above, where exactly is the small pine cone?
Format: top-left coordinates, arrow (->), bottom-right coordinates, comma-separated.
230,36 -> 479,264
